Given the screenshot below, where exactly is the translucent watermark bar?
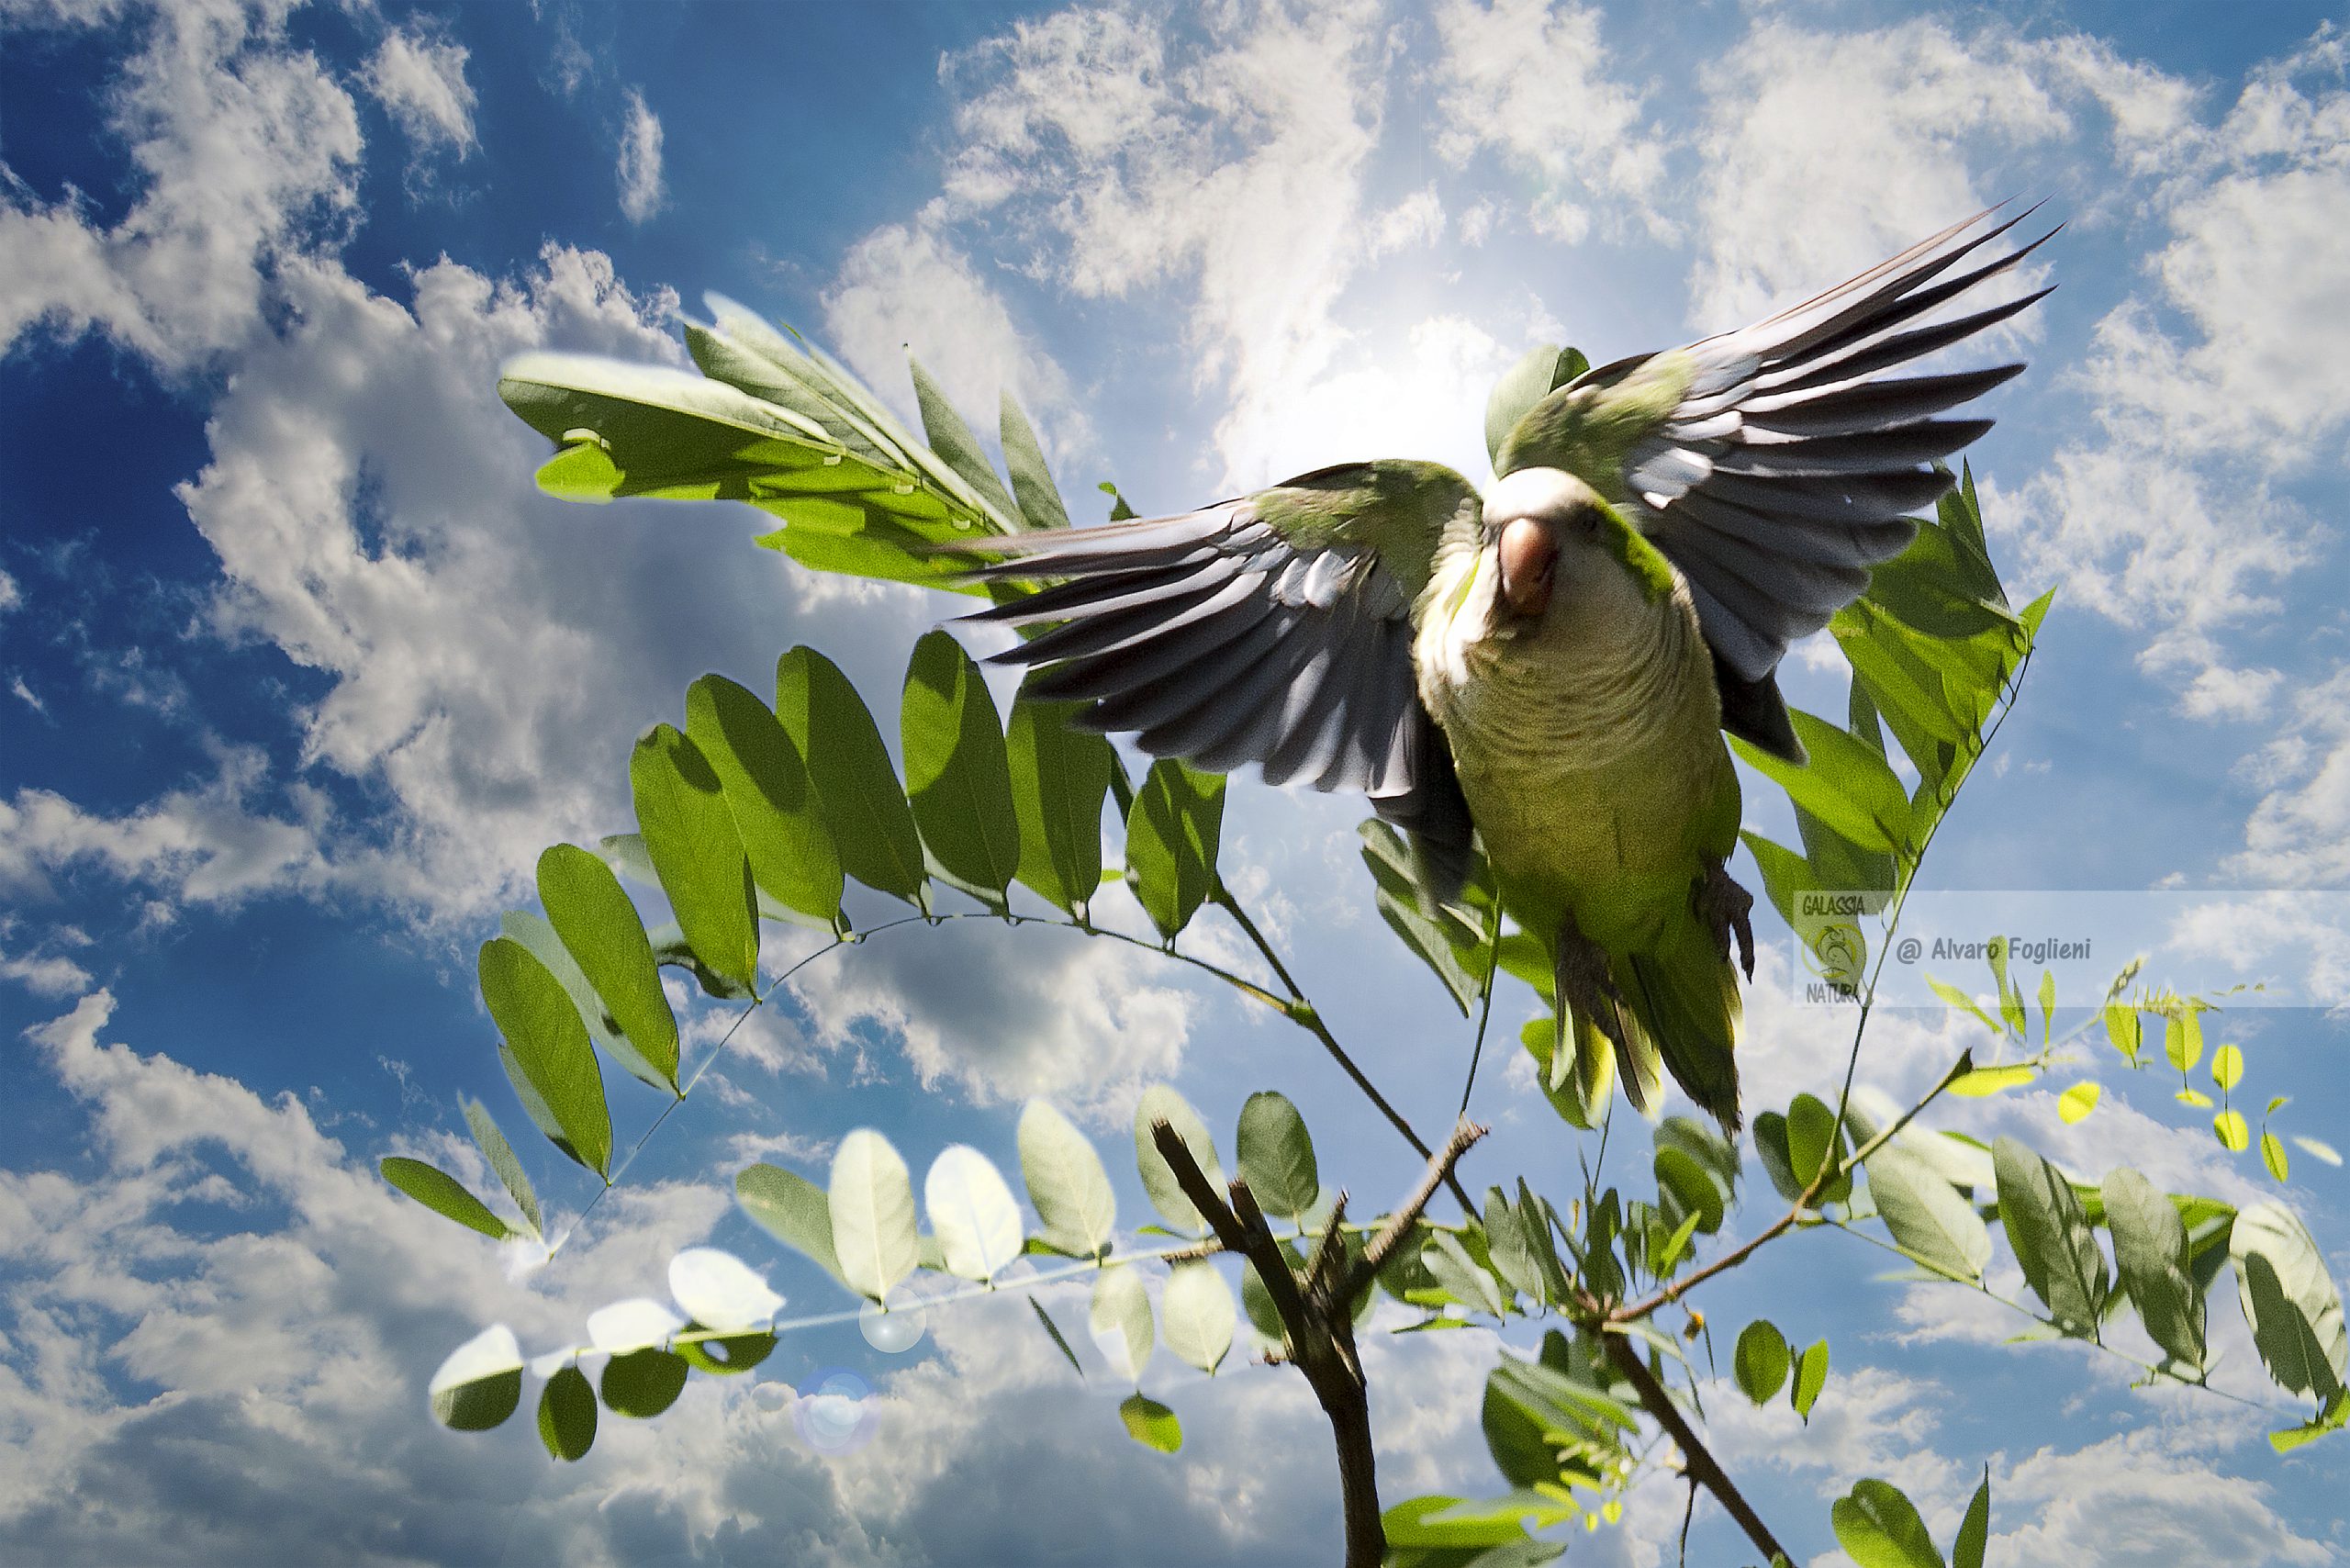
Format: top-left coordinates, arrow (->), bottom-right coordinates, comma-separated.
1778,889 -> 2350,1010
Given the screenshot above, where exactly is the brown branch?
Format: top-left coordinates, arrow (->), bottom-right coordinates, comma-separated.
1355,1119 -> 1488,1290
1151,1123 -> 1380,1568
1600,1329 -> 1789,1565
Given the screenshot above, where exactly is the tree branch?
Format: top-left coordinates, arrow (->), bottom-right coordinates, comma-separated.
1599,1328 -> 1789,1565
1356,1119 -> 1488,1289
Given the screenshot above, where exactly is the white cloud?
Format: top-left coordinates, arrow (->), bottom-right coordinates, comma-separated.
783,917 -> 1196,1119
822,217 -> 1080,451
1369,185 -> 1446,258
360,21 -> 477,161
1430,0 -> 1669,241
0,946 -> 90,998
616,86 -> 665,223
0,0 -> 361,370
0,567 -> 19,617
2232,666 -> 2350,888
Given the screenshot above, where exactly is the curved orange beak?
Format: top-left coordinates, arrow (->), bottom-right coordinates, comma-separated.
1496,517 -> 1557,618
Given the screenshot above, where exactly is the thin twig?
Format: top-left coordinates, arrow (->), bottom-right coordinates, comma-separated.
1357,1120 -> 1489,1287
1599,1327 -> 1789,1565
1457,897 -> 1504,1120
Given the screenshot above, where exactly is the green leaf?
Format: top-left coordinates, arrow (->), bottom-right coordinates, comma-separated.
673,1330 -> 775,1377
1028,1298 -> 1085,1380
1017,1100 -> 1116,1257
1733,1319 -> 1791,1405
2211,1042 -> 2244,1092
923,1144 -> 1024,1282
599,1349 -> 689,1418
2271,1388 -> 2350,1453
829,1129 -> 920,1303
1952,1469 -> 1991,1568
2058,1082 -> 2101,1124
1482,1190 -> 1547,1307
2292,1135 -> 2343,1167
1732,709 -> 1913,856
1786,1092 -> 1852,1204
2165,1009 -> 2204,1074
429,1324 -> 523,1431
1947,1064 -> 2036,1097
999,393 -> 1070,532
538,1364 -> 597,1461
495,1042 -> 580,1167
1654,1145 -> 1726,1236
1865,1144 -> 1990,1282
736,1162 -> 845,1284
1091,1263 -> 1154,1382
1424,1231 -> 1507,1318
1004,687 -> 1113,918
2038,968 -> 2057,1042
536,843 -> 680,1093
478,936 -> 611,1179
1384,1494 -> 1568,1556
2232,1202 -> 2348,1400
901,631 -> 1022,907
1753,1112 -> 1802,1204
1134,1084 -> 1224,1234
1117,1392 -> 1182,1453
2214,1109 -> 2252,1153
1831,1478 -> 1945,1568
2103,1167 -> 2205,1371
1484,343 -> 1586,467
461,1098 -> 541,1240
1791,1338 -> 1830,1422
1162,1260 -> 1237,1375
907,354 -> 1019,529
1928,976 -> 2007,1037
631,724 -> 759,991
1373,885 -> 1483,1016
1236,1091 -> 1319,1223
1994,1137 -> 2109,1334
380,1157 -> 513,1240
776,646 -> 928,906
2264,1131 -> 2291,1182
498,908 -> 670,1092
1124,760 -> 1225,940
1740,829 -> 1813,935
2102,1002 -> 2142,1064
684,674 -> 844,927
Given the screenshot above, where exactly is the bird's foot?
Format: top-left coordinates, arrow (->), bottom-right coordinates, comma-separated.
1695,862 -> 1755,980
1552,914 -> 1627,1047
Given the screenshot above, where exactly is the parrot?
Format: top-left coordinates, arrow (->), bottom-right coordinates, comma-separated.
951,206 -> 2053,1131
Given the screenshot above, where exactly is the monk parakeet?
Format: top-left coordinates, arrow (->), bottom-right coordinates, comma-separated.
957,207 -> 2052,1130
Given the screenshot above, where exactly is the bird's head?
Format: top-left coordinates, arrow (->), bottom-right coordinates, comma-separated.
1482,466 -> 1663,625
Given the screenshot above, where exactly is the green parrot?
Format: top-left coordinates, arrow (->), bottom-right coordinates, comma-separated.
957,206 -> 2053,1131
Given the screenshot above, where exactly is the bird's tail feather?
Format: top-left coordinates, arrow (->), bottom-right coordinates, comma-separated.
1617,915 -> 1744,1132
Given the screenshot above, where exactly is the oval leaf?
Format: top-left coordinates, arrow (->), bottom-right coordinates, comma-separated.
537,843 -> 680,1092
1831,1477 -> 1943,1568
1124,760 -> 1225,940
1162,1260 -> 1237,1375
2104,1167 -> 2205,1371
923,1144 -> 1024,1282
668,1247 -> 784,1331
776,646 -> 927,906
901,631 -> 1022,907
632,723 -> 759,991
1865,1143 -> 1990,1282
1005,687 -> 1113,917
2058,1081 -> 2101,1124
381,1156 -> 513,1240
478,936 -> 611,1179
1786,1092 -> 1852,1204
829,1129 -> 920,1303
1118,1392 -> 1182,1453
499,907 -> 670,1092
599,1348 -> 689,1418
685,673 -> 844,926
429,1324 -> 523,1431
737,1161 -> 845,1285
1017,1100 -> 1115,1257
538,1363 -> 597,1461
1134,1084 -> 1224,1234
1733,1319 -> 1790,1406
1237,1091 -> 1319,1223
1993,1136 -> 2109,1333
1090,1264 -> 1154,1383
2232,1202 -> 2348,1399
1791,1338 -> 1830,1422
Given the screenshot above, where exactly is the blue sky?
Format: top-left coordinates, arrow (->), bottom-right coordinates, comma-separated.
4,0 -> 2350,1563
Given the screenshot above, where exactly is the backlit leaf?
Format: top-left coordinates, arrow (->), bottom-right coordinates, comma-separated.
684,673 -> 844,926
901,631 -> 1021,907
668,1247 -> 784,1331
1125,760 -> 1225,940
1865,1144 -> 1990,1282
1994,1136 -> 2109,1334
1004,688 -> 1113,917
2232,1203 -> 2347,1400
923,1144 -> 1024,1282
1733,1319 -> 1790,1405
1791,1338 -> 1830,1422
999,393 -> 1070,532
2058,1082 -> 2101,1124
380,1157 -> 512,1240
736,1162 -> 845,1285
1091,1264 -> 1154,1382
1162,1260 -> 1236,1375
1237,1091 -> 1319,1223
829,1129 -> 920,1303
1017,1100 -> 1115,1257
536,843 -> 680,1093
1134,1084 -> 1224,1234
478,937 -> 611,1179
1118,1392 -> 1182,1453
1831,1478 -> 1944,1568
630,724 -> 759,991
2104,1167 -> 2205,1371
2214,1110 -> 2251,1153
776,646 -> 927,906
429,1324 -> 523,1431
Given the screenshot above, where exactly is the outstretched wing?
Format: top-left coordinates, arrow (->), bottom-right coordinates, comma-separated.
1505,204 -> 2054,759
956,460 -> 1480,890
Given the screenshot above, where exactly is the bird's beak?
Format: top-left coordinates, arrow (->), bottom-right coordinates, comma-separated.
1496,517 -> 1557,618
